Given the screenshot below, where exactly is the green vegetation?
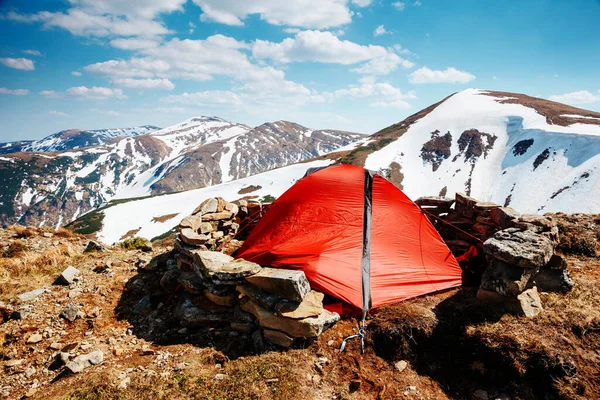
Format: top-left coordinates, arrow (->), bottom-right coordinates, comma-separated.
66,208 -> 105,235
120,236 -> 150,250
258,194 -> 276,203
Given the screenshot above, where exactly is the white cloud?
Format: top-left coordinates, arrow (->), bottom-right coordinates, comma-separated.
189,21 -> 196,34
6,10 -> 170,38
162,90 -> 243,106
112,78 -> 175,90
352,53 -> 414,75
48,110 -> 69,117
0,57 -> 35,71
283,27 -> 301,34
110,38 -> 160,50
392,2 -> 405,11
0,88 -> 29,96
373,25 -> 390,37
549,90 -> 600,105
252,30 -> 389,64
72,71 -> 82,76
85,57 -> 170,79
40,90 -> 63,98
333,79 -> 416,109
414,1 -> 422,6
351,0 -> 373,6
370,99 -> 411,109
66,86 -> 127,100
23,49 -> 42,56
192,0 -> 354,29
409,66 -> 475,84
66,0 -> 187,20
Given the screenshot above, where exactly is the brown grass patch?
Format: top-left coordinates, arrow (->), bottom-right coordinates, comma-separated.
10,225 -> 37,238
119,228 -> 141,241
237,185 -> 262,195
2,239 -> 27,257
0,243 -> 81,300
151,213 -> 179,223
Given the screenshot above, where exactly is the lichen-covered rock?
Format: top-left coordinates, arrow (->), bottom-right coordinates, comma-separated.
246,268 -> 310,302
483,229 -> 554,268
212,259 -> 262,281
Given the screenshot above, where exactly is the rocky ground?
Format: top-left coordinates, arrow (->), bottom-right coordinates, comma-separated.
0,218 -> 599,399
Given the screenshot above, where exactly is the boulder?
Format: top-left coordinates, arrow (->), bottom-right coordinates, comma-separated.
274,291 -> 325,319
176,298 -> 232,327
237,284 -> 281,311
55,266 -> 81,286
240,298 -> 339,338
483,229 -> 554,268
84,241 -> 106,253
530,268 -> 574,293
65,350 -> 104,373
263,329 -> 295,348
517,287 -> 543,317
178,272 -> 204,295
179,215 -> 204,232
518,214 -> 555,230
246,268 -> 310,302
202,211 -> 234,221
192,198 -> 218,216
191,251 -> 234,278
489,207 -> 521,228
480,260 -> 538,296
60,303 -> 80,322
180,228 -> 210,246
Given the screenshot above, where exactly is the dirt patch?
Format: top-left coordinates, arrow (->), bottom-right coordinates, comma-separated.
151,213 -> 179,224
237,185 -> 262,195
120,228 -> 141,241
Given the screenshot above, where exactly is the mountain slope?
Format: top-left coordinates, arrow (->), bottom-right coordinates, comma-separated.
0,126 -> 160,154
0,117 -> 363,228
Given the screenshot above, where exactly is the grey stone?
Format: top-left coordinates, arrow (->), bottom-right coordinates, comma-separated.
212,259 -> 262,281
489,207 -> 521,228
160,264 -> 180,293
55,266 -> 81,286
133,295 -> 152,315
480,260 -> 538,296
246,268 -> 310,302
177,271 -> 204,295
530,268 -> 574,293
192,198 -> 218,216
4,359 -> 23,368
175,298 -> 232,327
415,196 -> 454,208
237,285 -> 281,311
17,288 -> 46,302
65,350 -> 104,373
483,229 -> 554,268
191,251 -> 234,278
203,282 -> 238,306
60,303 -> 80,322
27,334 -> 43,344
517,287 -> 543,317
202,211 -> 234,221
179,214 -> 204,232
180,228 -> 210,246
251,330 -> 268,353
395,360 -> 408,372
84,240 -> 106,253
263,329 -> 295,348
274,291 -> 324,319
240,297 -> 339,338
472,390 -> 489,400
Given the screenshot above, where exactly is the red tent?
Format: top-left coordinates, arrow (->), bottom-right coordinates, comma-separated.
236,164 -> 462,316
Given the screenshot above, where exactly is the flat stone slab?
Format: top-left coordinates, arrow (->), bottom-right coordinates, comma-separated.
264,329 -> 295,348
18,288 -> 46,302
275,291 -> 324,319
483,229 -> 554,268
241,298 -> 339,338
237,284 -> 281,311
178,271 -> 204,295
246,268 -> 310,302
192,251 -> 234,278
179,214 -> 204,232
193,198 -> 218,216
65,350 -> 104,373
55,266 -> 81,286
180,228 -> 210,246
176,298 -> 232,327
212,259 -> 262,281
480,259 -> 538,297
202,211 -> 234,221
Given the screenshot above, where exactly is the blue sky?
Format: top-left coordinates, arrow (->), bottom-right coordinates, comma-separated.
1,0 -> 599,142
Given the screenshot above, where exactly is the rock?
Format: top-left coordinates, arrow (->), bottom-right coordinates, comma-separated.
160,264 -> 180,293
65,350 -> 104,373
49,342 -> 63,350
212,259 -> 262,281
179,214 -> 204,232
180,228 -> 210,246
55,266 -> 81,285
204,287 -> 238,307
118,377 -> 131,389
133,295 -> 152,315
212,231 -> 224,239
251,330 -> 268,353
84,240 -> 106,253
530,268 -> 574,293
25,367 -> 35,378
60,303 -> 80,322
517,287 -> 543,317
475,201 -> 500,211
241,298 -> 339,338
237,285 -> 281,311
178,272 -> 204,295
519,214 -> 555,230
215,373 -> 227,380
246,268 -> 310,302
263,329 -> 295,348
4,359 -> 23,367
472,389 -> 489,400
192,198 -> 218,216
192,251 -> 234,278
395,360 -> 408,372
483,229 -> 554,268
231,306 -> 257,332
27,334 -> 43,344
175,298 -> 232,327
480,260 -> 538,296
17,288 -> 46,302
202,211 -> 234,221
415,196 -> 454,208
275,291 -> 324,319
136,256 -> 157,271
490,207 -> 521,228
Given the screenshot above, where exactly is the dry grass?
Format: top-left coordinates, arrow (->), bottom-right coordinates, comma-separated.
0,243 -> 81,300
2,239 -> 27,257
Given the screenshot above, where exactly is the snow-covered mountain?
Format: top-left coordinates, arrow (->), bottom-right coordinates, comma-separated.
0,126 -> 160,154
0,116 -> 363,228
75,89 -> 600,244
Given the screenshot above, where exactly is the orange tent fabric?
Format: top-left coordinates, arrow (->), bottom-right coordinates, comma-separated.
236,164 -> 462,314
